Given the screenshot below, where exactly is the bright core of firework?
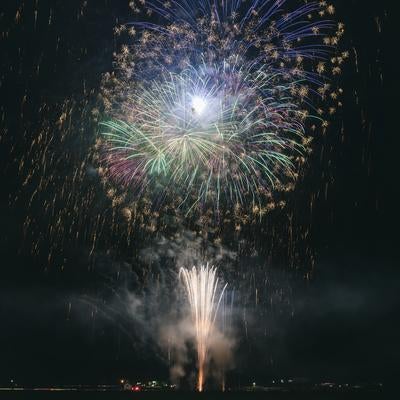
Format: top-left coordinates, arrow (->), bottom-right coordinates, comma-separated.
180,264 -> 227,392
191,96 -> 207,115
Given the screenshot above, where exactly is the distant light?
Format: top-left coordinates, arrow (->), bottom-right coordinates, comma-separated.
191,96 -> 207,115
132,385 -> 141,392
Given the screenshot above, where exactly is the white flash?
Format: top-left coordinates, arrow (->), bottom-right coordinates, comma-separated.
191,96 -> 207,115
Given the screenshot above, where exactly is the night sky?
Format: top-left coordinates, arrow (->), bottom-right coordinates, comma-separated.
0,0 -> 398,387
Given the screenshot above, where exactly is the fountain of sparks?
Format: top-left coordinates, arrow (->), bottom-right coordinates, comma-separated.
179,264 -> 227,392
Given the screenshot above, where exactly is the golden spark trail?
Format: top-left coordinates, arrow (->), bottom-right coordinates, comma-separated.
179,264 -> 227,392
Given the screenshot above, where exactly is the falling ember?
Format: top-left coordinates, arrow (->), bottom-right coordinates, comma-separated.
179,264 -> 227,392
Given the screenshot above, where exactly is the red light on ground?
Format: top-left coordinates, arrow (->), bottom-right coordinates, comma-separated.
132,386 -> 141,392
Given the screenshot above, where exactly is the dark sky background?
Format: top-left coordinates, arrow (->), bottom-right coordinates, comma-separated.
0,0 -> 398,387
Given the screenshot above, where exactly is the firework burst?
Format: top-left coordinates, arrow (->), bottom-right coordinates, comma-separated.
102,61 -> 305,209
100,0 -> 345,214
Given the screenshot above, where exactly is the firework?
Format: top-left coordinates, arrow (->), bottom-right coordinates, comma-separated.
102,62 -> 304,209
179,264 -> 227,391
100,0 -> 345,214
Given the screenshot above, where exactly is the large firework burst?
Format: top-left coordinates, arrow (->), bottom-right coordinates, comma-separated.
99,0 -> 346,213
